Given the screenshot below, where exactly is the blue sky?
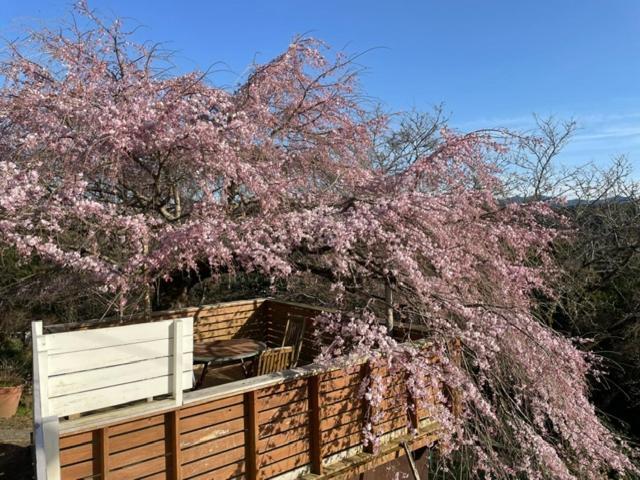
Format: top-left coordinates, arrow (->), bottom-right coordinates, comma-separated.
1,0 -> 639,171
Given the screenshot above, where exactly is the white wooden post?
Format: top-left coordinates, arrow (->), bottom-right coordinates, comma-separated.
172,319 -> 184,406
43,415 -> 61,480
32,321 -> 60,480
385,283 -> 394,332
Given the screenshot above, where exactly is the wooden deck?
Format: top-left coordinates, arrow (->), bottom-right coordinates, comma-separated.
39,299 -> 440,480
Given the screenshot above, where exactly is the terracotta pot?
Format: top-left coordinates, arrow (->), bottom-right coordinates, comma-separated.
0,385 -> 23,418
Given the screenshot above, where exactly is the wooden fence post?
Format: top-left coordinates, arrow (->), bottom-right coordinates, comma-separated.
384,284 -> 394,332
172,319 -> 184,406
244,391 -> 258,480
98,427 -> 109,479
407,374 -> 419,433
307,374 -> 323,474
167,411 -> 182,480
32,321 -> 61,480
361,361 -> 374,454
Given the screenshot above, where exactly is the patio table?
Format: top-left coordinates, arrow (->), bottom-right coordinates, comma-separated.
193,338 -> 267,387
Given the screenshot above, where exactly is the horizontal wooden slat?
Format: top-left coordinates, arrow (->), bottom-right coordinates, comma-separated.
258,425 -> 309,452
182,431 -> 245,463
322,431 -> 362,456
181,445 -> 245,477
322,398 -> 361,418
59,441 -> 94,466
110,424 -> 167,454
258,451 -> 310,480
259,438 -> 310,467
185,459 -> 245,480
49,355 -> 193,397
109,414 -> 167,436
259,412 -> 308,439
180,418 -> 245,448
258,387 -> 307,411
258,399 -> 308,423
49,371 -> 192,418
180,394 -> 244,419
110,454 -> 168,480
258,378 -> 307,399
59,431 -> 94,449
110,439 -> 167,470
49,336 -> 193,376
180,403 -> 245,433
44,318 -> 193,355
60,459 -> 96,479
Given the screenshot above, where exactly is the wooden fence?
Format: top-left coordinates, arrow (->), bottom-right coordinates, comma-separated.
33,318 -> 194,480
56,360 -> 438,480
34,299 -> 440,480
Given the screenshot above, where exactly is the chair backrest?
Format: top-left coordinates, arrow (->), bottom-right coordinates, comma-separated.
255,346 -> 293,376
281,318 -> 306,367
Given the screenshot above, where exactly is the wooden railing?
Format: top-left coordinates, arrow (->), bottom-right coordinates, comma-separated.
36,299 -> 441,479
55,360 -> 439,480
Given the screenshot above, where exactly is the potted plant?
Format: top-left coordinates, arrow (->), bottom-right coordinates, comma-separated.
0,359 -> 25,418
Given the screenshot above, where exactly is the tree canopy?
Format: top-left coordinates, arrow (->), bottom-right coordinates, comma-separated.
0,5 -> 636,478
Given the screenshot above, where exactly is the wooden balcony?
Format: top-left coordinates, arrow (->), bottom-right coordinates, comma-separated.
38,299 -> 441,480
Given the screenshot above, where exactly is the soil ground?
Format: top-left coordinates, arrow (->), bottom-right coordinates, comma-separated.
0,397 -> 33,479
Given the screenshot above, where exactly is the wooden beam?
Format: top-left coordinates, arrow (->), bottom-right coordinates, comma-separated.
172,319 -> 184,405
384,284 -> 394,332
401,441 -> 422,480
361,361 -> 374,454
98,426 -> 109,479
407,375 -> 418,433
244,390 -> 259,480
167,410 -> 182,480
308,374 -> 323,474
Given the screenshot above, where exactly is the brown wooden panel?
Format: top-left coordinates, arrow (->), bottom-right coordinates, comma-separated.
109,424 -> 167,454
320,374 -> 361,395
321,409 -> 364,431
180,418 -> 245,449
59,441 -> 94,466
109,414 -> 166,436
257,399 -> 308,424
185,459 -> 245,480
195,315 -> 260,330
322,431 -> 362,457
321,419 -> 362,444
110,439 -> 167,470
180,404 -> 244,433
257,451 -> 310,480
182,431 -> 245,463
257,378 -> 306,399
59,431 -> 94,450
60,459 -> 96,480
257,425 -> 309,452
258,438 -> 310,467
181,445 -> 245,478
180,394 -> 243,419
322,397 -> 361,418
259,412 -> 308,440
109,454 -> 168,480
322,385 -> 361,405
138,471 -> 169,480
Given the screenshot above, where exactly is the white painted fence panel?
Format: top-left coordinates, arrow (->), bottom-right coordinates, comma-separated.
48,370 -> 193,417
33,317 -> 194,479
48,355 -> 193,397
48,335 -> 193,376
43,318 -> 193,354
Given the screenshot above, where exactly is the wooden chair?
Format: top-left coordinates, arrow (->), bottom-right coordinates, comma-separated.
282,318 -> 306,367
255,347 -> 293,376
